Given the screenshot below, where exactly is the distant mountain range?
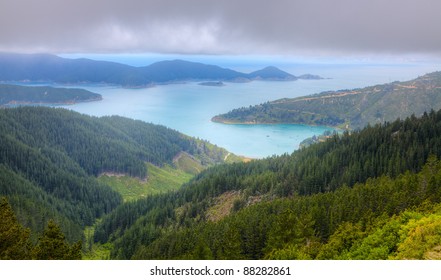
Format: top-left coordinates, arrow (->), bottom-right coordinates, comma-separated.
212,71 -> 441,129
0,53 -> 322,87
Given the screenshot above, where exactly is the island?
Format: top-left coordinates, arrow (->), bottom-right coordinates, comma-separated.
198,81 -> 225,87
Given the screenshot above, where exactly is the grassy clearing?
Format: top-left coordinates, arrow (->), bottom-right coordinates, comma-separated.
173,152 -> 204,175
98,163 -> 194,202
206,191 -> 243,222
88,163 -> 195,258
146,163 -> 194,194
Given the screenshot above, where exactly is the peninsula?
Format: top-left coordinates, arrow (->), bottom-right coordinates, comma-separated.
212,71 -> 441,129
0,84 -> 102,107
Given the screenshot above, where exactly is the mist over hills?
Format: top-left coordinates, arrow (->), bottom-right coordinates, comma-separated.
0,53 -> 321,87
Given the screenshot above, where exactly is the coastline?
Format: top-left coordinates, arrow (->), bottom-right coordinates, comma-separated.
211,116 -> 347,130
1,96 -> 103,108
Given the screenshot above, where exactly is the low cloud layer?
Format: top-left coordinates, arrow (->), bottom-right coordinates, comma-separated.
1,0 -> 440,56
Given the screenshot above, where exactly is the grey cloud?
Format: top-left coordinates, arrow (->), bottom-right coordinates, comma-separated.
1,0 -> 440,55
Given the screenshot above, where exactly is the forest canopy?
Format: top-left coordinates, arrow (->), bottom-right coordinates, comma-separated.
3,107 -> 441,259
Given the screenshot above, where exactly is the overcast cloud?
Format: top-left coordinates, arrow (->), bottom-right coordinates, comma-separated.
1,0 -> 440,57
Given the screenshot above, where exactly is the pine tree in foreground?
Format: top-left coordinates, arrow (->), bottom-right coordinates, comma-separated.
0,197 -> 32,259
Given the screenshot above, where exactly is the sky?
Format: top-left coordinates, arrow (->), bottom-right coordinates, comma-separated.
1,0 -> 441,60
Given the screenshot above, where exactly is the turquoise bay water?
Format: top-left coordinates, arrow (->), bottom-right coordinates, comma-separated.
62,62 -> 440,158
64,82 -> 331,158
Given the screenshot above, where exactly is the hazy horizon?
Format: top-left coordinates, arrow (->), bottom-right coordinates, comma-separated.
54,53 -> 440,74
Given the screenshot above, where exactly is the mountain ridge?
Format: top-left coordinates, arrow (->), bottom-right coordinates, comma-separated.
0,53 -> 322,87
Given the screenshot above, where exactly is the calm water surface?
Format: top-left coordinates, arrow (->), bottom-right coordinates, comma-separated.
62,63 -> 440,158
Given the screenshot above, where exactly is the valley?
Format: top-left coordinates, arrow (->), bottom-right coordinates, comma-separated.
2,58 -> 441,261
2,1 -> 441,278
5,105 -> 441,260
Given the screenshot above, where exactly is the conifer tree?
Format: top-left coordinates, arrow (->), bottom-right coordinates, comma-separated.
32,220 -> 82,260
0,197 -> 32,259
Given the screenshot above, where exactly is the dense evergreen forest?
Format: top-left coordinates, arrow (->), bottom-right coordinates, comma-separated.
0,106 -> 232,258
94,109 -> 441,259
212,71 -> 441,129
3,106 -> 441,259
1,197 -> 81,260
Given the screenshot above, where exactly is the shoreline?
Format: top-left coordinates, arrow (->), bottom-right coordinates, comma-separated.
1,96 -> 103,108
211,116 -> 346,130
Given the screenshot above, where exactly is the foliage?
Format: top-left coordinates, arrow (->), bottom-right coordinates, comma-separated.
95,110 -> 441,259
394,213 -> 441,259
1,198 -> 81,260
32,220 -> 82,260
0,106 -> 233,245
131,157 -> 441,260
0,197 -> 31,259
0,164 -> 87,242
4,101 -> 441,260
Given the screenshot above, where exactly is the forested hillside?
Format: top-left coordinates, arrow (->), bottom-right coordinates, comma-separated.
0,107 -> 232,255
136,157 -> 441,260
213,71 -> 441,129
95,109 -> 441,259
1,197 -> 82,260
0,84 -> 102,106
3,106 -> 441,260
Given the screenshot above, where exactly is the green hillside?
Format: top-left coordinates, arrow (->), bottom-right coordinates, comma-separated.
95,109 -> 441,259
0,107 -> 234,252
213,71 -> 441,129
135,158 -> 441,260
4,106 -> 441,260
0,84 -> 102,106
98,163 -> 195,202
